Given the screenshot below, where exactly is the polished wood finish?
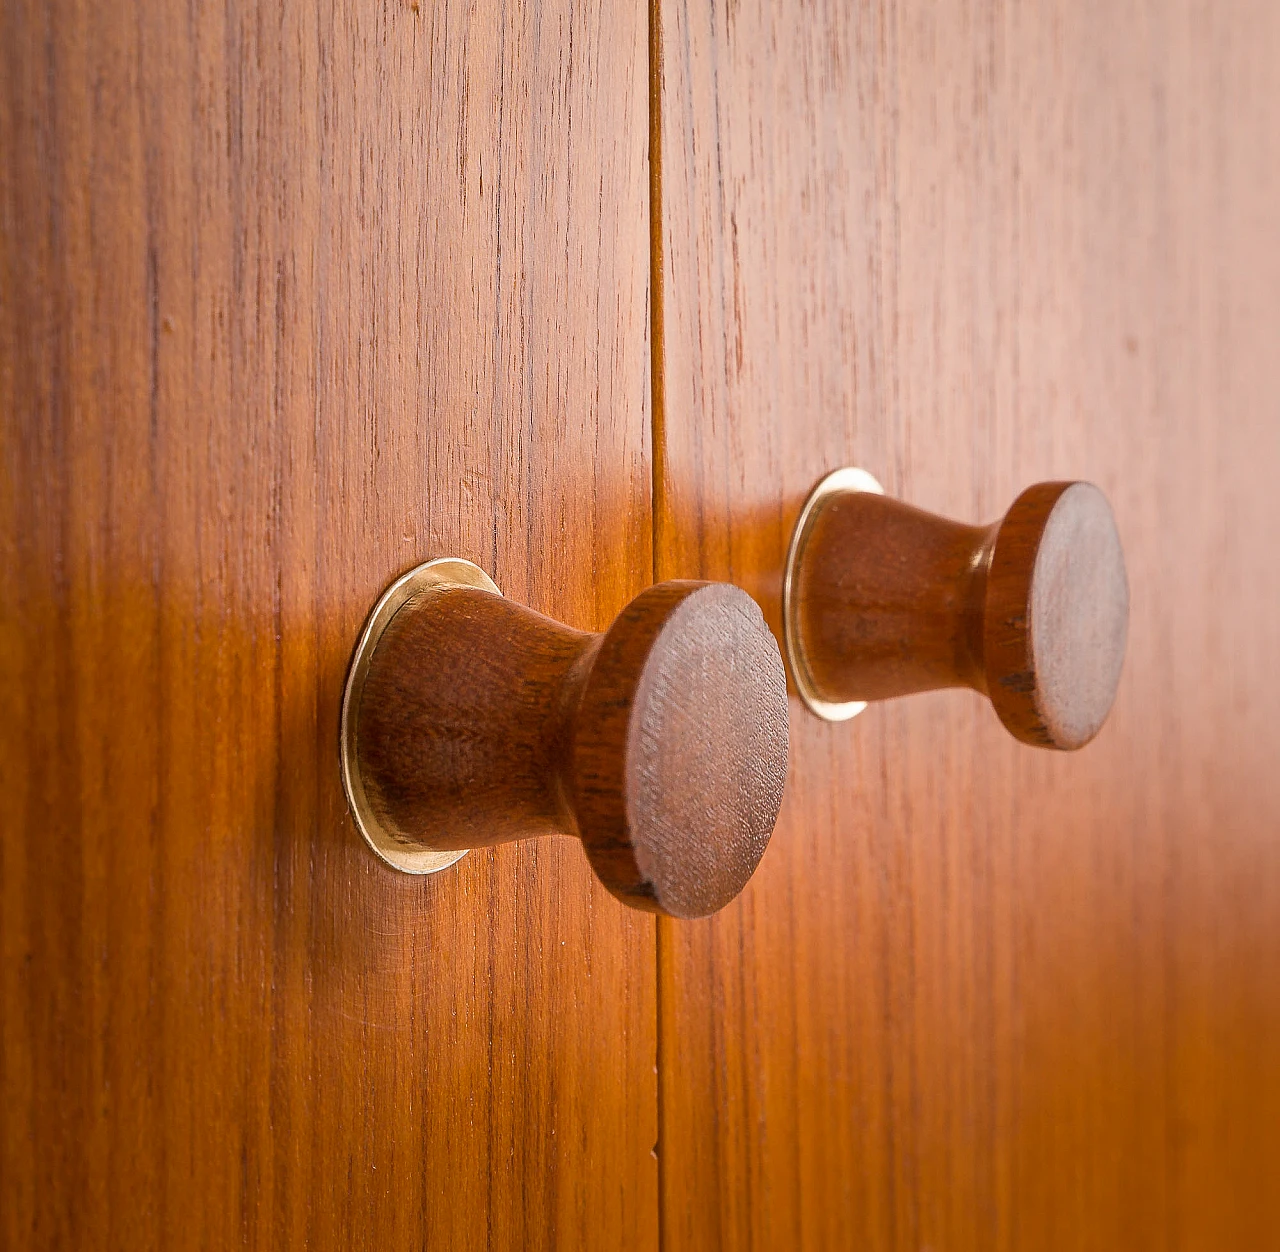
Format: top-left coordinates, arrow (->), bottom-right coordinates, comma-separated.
570,582 -> 789,918
655,0 -> 1280,1247
7,0 -> 1279,1244
791,478 -> 1128,748
1,1 -> 656,1248
355,578 -> 789,917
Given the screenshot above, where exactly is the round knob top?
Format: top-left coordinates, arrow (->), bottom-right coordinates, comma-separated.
572,582 -> 790,919
984,481 -> 1129,750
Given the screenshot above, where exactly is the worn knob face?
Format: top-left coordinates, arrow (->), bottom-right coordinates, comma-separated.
784,470 -> 1129,750
341,562 -> 789,918
573,583 -> 790,919
985,482 -> 1129,749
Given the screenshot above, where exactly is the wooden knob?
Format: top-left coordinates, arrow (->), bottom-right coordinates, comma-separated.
340,559 -> 790,918
783,470 -> 1129,749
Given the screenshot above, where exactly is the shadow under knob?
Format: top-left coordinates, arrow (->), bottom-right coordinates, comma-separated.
341,559 -> 789,918
783,471 -> 1129,749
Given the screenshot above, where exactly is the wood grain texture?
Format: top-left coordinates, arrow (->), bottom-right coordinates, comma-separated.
791,479 -> 1128,747
1,1 -> 656,1248
982,482 -> 1127,748
568,581 -> 788,919
358,585 -> 600,850
353,577 -> 788,918
655,0 -> 1280,1247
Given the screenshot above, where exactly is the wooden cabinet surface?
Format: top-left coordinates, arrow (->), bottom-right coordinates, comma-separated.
2,2 -> 656,1247
655,2 -> 1280,1247
4,0 -> 1279,1249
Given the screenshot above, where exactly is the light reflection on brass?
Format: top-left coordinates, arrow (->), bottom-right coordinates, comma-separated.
340,557 -> 501,874
782,466 -> 885,722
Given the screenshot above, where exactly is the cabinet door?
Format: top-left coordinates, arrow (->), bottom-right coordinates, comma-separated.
654,0 -> 1280,1247
1,3 -> 655,1248
8,2 -> 1280,1249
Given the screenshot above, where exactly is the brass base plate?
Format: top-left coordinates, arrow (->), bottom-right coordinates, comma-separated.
782,467 -> 885,722
340,557 -> 502,874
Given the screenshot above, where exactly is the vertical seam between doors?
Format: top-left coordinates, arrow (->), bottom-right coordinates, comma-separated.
648,0 -> 667,1248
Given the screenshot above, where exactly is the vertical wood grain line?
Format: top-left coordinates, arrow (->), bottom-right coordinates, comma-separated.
649,0 -> 667,563
648,1 -> 668,1248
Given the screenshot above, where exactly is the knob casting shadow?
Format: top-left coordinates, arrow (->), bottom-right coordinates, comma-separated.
783,469 -> 1129,749
341,559 -> 790,918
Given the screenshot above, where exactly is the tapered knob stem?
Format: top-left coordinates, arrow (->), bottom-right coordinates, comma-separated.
783,471 -> 1128,749
341,559 -> 789,918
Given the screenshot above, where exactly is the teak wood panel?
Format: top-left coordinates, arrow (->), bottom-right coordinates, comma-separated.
0,1 -> 656,1249
654,0 -> 1280,1248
